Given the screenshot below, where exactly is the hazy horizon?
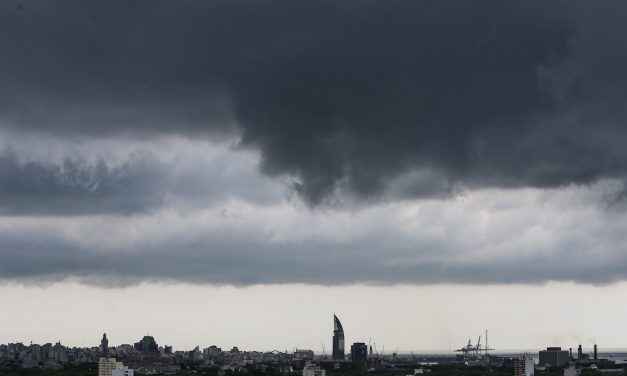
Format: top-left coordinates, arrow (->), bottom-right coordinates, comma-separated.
2,282 -> 627,352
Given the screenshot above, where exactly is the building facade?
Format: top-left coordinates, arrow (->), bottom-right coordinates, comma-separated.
303,363 -> 325,376
99,358 -> 124,376
294,349 -> 315,360
112,367 -> 134,376
351,342 -> 368,369
332,315 -> 345,361
564,366 -> 581,376
99,357 -> 134,376
514,355 -> 535,376
539,347 -> 569,368
133,336 -> 158,353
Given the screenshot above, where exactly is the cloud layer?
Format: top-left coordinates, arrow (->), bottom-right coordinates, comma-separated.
0,135 -> 283,215
2,1 -> 627,204
2,180 -> 627,286
2,2 -> 627,286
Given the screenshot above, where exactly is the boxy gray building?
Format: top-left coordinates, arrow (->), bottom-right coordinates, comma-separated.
539,347 -> 569,368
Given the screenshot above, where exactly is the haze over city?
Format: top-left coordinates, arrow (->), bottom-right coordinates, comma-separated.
2,0 -> 627,359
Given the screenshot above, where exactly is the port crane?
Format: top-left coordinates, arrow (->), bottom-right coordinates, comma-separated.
455,330 -> 494,358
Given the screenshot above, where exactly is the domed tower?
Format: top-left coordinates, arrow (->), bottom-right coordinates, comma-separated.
101,333 -> 109,357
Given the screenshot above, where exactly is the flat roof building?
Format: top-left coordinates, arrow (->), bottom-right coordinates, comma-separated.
351,342 -> 368,369
303,363 -> 325,376
539,347 -> 569,368
112,368 -> 134,376
134,336 -> 158,353
99,358 -> 125,376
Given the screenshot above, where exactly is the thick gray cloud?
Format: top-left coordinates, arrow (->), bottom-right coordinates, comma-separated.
0,150 -> 168,215
1,1 -> 627,204
1,182 -> 627,286
3,1 -> 627,287
0,140 -> 283,215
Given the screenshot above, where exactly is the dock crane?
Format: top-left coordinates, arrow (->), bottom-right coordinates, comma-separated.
455,330 -> 494,359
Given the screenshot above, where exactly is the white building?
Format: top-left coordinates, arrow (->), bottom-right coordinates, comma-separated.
564,366 -> 581,376
112,367 -> 134,376
302,363 -> 325,376
99,358 -> 134,376
524,357 -> 535,376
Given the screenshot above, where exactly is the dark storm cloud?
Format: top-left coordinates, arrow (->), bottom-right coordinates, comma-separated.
0,150 -> 168,215
0,148 -> 281,215
2,0 -> 627,205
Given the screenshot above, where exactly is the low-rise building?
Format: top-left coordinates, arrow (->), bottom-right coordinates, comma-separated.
303,363 -> 325,376
294,349 -> 314,360
112,366 -> 134,376
99,358 -> 134,376
564,366 -> 580,376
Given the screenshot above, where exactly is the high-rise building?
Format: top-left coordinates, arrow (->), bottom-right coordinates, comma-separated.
578,345 -> 582,360
514,355 -> 535,376
332,315 -> 345,361
101,334 -> 109,357
351,342 -> 368,369
538,347 -> 569,368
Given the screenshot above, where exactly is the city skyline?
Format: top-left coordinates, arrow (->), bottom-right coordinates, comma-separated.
0,315 -> 616,356
3,0 -> 627,362
2,282 -> 627,352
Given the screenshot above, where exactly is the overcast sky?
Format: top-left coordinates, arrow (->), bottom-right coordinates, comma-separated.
2,0 -> 627,351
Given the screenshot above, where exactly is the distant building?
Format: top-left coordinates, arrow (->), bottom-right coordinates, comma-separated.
350,343 -> 368,369
49,342 -> 68,362
111,367 -> 134,376
99,357 -> 134,376
190,346 -> 203,361
101,334 -> 109,357
303,363 -> 326,376
278,365 -> 294,374
205,345 -> 222,355
539,347 -> 569,368
514,355 -> 535,376
578,345 -> 583,360
332,315 -> 345,361
133,336 -> 158,353
564,365 -> 581,376
295,349 -> 315,360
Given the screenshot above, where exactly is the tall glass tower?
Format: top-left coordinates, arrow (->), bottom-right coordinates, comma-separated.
332,315 -> 345,360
